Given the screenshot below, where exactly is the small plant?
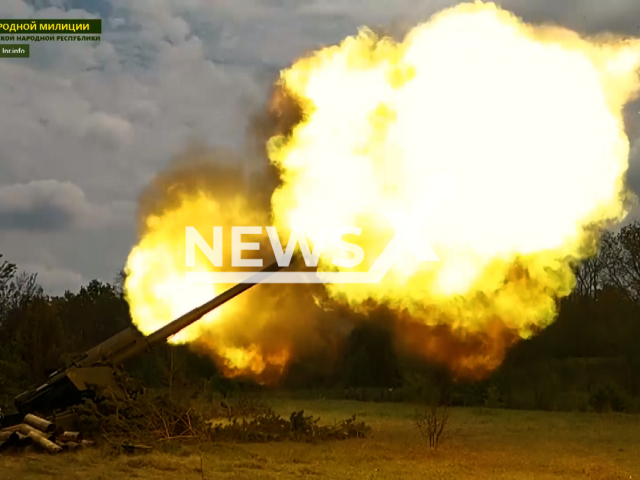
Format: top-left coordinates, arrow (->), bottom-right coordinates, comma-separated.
413,401 -> 450,449
215,393 -> 271,419
209,410 -> 371,442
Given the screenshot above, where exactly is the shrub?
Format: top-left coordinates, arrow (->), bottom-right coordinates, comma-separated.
413,401 -> 450,449
483,385 -> 503,409
533,373 -> 561,411
589,384 -> 626,413
555,392 -> 589,412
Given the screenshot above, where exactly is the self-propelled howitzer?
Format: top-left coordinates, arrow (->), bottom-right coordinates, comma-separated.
1,260 -> 285,428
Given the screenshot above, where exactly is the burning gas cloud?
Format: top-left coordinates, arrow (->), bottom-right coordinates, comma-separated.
124,2 -> 640,380
123,146 -> 322,379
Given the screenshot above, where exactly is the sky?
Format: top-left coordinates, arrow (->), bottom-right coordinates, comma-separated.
0,0 -> 640,294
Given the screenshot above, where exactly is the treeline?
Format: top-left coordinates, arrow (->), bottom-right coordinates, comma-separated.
1,223 -> 640,413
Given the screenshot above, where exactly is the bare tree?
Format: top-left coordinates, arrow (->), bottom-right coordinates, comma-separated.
574,253 -> 606,301
600,224 -> 640,303
114,268 -> 127,297
413,401 -> 450,449
0,255 -> 17,284
0,255 -> 41,321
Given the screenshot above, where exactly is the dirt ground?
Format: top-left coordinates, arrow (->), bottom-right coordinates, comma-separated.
1,399 -> 639,479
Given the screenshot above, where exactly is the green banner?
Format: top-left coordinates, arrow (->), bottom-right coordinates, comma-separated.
0,44 -> 29,58
0,19 -> 101,34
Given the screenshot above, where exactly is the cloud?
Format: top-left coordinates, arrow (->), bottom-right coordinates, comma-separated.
0,180 -> 112,231
80,112 -> 134,147
0,0 -> 638,295
19,263 -> 85,294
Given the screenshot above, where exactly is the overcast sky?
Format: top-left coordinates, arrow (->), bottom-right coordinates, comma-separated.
1,0 -> 640,294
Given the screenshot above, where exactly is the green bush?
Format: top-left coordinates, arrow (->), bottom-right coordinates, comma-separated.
343,387 -> 371,402
555,392 -> 589,412
503,390 -> 536,410
401,373 -> 436,403
623,395 -> 640,414
589,384 -> 626,413
533,373 -> 561,411
450,382 -> 486,407
483,385 -> 503,409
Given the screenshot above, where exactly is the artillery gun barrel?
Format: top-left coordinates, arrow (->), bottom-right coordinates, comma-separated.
147,260 -> 284,347
110,260 -> 285,364
7,259 -> 288,420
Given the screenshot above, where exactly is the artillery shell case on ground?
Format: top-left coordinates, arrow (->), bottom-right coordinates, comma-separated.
0,413 -> 93,454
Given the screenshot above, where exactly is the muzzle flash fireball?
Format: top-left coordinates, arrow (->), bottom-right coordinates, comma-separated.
125,2 -> 640,379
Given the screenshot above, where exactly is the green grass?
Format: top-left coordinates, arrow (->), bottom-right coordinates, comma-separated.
2,398 -> 639,479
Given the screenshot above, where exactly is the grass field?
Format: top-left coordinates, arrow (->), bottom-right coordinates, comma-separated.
1,399 -> 639,479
